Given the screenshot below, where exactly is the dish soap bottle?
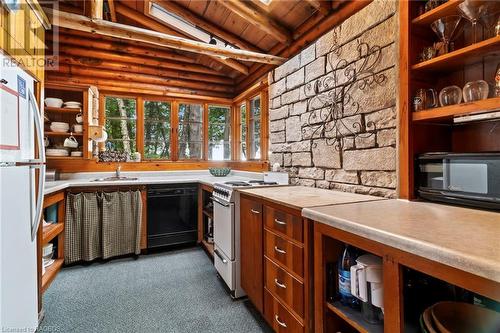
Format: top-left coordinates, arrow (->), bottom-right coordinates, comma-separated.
338,244 -> 359,308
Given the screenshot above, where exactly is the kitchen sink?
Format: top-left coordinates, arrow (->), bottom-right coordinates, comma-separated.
91,176 -> 139,182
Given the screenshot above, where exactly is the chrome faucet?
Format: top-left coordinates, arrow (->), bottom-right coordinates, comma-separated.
116,164 -> 121,178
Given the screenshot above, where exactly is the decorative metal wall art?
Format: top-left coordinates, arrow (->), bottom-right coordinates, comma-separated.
303,27 -> 387,150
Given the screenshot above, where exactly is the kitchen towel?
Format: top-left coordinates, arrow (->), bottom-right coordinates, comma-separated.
64,190 -> 142,264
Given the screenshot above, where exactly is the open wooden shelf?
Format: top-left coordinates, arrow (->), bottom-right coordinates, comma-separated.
42,223 -> 64,245
326,302 -> 383,333
411,0 -> 463,26
45,131 -> 83,136
412,97 -> 500,122
201,239 -> 214,258
45,106 -> 82,113
46,156 -> 84,160
41,258 -> 63,293
412,36 -> 500,72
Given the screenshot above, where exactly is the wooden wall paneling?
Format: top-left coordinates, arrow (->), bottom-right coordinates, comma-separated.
452,120 -> 500,152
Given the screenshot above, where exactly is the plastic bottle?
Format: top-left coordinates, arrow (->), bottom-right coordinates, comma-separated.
338,244 -> 358,307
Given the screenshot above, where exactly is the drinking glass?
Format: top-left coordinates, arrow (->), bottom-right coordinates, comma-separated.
463,80 -> 489,102
431,16 -> 463,54
439,86 -> 462,106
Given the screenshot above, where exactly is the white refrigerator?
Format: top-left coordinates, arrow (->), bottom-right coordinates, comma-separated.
0,53 -> 45,331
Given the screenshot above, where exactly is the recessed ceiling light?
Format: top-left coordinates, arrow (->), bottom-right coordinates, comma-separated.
259,0 -> 272,5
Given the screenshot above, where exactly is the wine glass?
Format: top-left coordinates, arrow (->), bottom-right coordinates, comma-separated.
457,0 -> 489,43
431,16 -> 463,54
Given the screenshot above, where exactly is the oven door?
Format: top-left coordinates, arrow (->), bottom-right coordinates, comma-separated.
213,197 -> 235,260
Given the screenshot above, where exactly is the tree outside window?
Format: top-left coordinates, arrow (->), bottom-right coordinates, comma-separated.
249,96 -> 261,160
239,104 -> 247,161
104,97 -> 137,154
208,105 -> 231,161
178,103 -> 203,160
144,101 -> 171,160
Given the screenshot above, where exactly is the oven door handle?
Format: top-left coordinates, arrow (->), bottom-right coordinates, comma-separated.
214,249 -> 228,264
211,196 -> 230,207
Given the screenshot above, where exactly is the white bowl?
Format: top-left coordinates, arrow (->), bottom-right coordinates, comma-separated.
70,151 -> 83,157
45,98 -> 63,108
50,122 -> 69,127
49,126 -> 69,133
64,101 -> 82,105
42,243 -> 53,257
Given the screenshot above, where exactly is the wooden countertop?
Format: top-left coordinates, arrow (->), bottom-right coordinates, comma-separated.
302,200 -> 500,283
238,186 -> 385,210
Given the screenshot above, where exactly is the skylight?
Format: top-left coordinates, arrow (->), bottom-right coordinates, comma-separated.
259,0 -> 272,5
149,2 -> 235,51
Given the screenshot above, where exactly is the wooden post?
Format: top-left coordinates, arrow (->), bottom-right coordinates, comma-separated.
90,0 -> 103,20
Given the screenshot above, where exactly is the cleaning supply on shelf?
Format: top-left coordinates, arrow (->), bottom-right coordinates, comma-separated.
338,244 -> 360,309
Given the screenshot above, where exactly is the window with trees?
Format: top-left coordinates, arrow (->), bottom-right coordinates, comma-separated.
208,105 -> 231,160
144,100 -> 171,160
104,96 -> 137,154
249,96 -> 261,160
178,103 -> 203,160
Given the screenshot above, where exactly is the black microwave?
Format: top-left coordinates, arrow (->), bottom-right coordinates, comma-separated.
417,153 -> 500,210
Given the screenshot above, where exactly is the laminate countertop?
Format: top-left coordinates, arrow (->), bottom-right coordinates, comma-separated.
44,170 -> 263,195
238,185 -> 386,210
302,200 -> 500,283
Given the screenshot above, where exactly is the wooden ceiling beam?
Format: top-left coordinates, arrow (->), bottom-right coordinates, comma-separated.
56,54 -> 234,85
90,0 -> 103,20
113,3 -> 249,75
106,0 -> 116,22
150,0 -> 261,52
47,8 -> 286,67
50,32 -> 197,64
218,0 -> 292,45
304,0 -> 331,16
55,45 -> 226,76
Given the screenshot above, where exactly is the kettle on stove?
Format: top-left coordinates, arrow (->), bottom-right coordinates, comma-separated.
350,254 -> 384,324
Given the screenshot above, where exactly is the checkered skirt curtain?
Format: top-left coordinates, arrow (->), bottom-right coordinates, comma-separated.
65,191 -> 142,264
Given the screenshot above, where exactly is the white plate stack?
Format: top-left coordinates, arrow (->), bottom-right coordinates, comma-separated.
63,101 -> 82,109
46,148 -> 69,157
49,122 -> 69,133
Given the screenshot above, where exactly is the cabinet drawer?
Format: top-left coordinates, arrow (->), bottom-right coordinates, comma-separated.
264,289 -> 304,333
264,206 -> 303,243
265,258 -> 304,319
264,230 -> 304,278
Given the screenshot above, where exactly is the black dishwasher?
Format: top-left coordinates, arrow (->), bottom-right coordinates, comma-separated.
147,184 -> 198,249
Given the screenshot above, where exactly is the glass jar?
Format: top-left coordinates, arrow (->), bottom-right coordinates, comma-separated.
463,80 -> 489,102
439,85 -> 462,106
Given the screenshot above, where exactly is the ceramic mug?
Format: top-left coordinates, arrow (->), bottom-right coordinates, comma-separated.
75,112 -> 83,124
63,135 -> 78,148
73,124 -> 83,133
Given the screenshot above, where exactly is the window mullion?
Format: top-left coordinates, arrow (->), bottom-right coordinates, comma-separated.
137,96 -> 144,160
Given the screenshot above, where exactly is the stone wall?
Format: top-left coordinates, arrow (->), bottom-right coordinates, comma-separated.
268,0 -> 398,198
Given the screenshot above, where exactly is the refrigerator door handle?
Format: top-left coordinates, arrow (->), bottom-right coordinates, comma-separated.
28,90 -> 45,165
30,164 -> 45,241
28,89 -> 45,241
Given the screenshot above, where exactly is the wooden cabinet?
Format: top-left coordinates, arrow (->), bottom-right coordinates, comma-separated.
240,196 -> 264,312
240,194 -> 312,332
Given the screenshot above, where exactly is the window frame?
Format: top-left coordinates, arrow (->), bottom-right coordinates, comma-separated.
100,89 -> 267,163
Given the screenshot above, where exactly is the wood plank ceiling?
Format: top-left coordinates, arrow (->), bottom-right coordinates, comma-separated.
45,0 -> 364,99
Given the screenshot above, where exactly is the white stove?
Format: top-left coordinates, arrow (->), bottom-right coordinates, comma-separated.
212,174 -> 289,298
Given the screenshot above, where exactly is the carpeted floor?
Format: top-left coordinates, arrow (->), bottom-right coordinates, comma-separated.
40,247 -> 272,333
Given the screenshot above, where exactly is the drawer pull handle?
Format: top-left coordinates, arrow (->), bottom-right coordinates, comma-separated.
275,315 -> 287,328
274,279 -> 286,289
251,209 -> 260,214
274,218 -> 286,225
274,246 -> 286,254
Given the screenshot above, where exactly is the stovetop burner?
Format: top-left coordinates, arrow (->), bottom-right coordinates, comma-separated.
248,180 -> 278,185
224,181 -> 251,187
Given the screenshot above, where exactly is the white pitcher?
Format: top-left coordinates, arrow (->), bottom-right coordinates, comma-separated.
63,135 -> 78,148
